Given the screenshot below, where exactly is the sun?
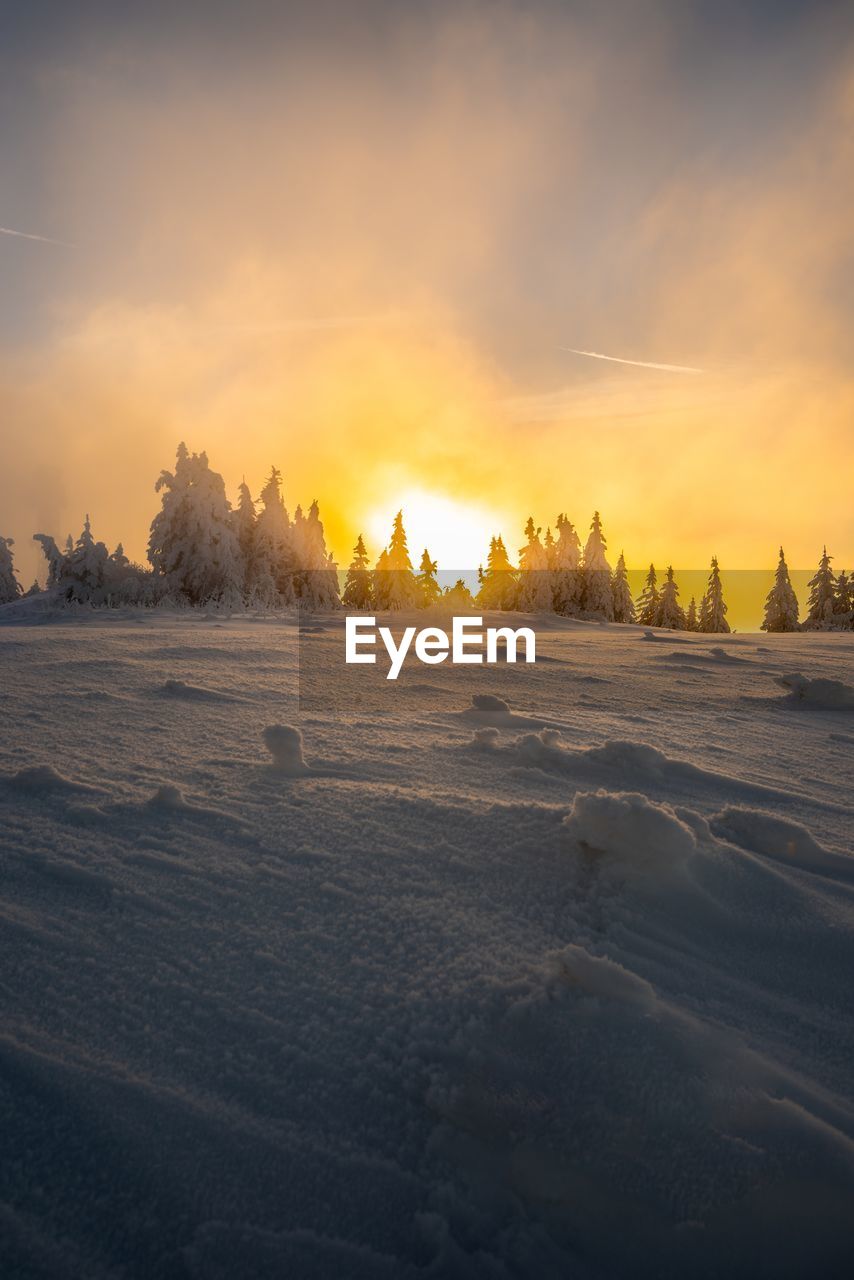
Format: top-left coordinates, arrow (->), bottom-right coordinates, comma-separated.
366,488 -> 505,572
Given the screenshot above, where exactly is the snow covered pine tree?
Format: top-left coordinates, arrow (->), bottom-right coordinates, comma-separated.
477,536 -> 518,610
698,557 -> 730,633
517,517 -> 553,612
636,564 -> 660,627
373,512 -> 420,610
611,551 -> 636,624
657,566 -> 686,630
0,536 -> 22,604
761,547 -> 800,632
803,546 -> 836,629
343,535 -> 373,609
581,512 -> 614,620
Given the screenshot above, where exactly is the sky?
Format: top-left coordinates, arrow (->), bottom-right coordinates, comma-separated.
1,0 -> 853,588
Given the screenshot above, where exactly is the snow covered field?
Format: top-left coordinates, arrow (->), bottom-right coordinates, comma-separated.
1,610 -> 853,1279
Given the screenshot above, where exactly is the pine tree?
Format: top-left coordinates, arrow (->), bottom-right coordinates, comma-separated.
477,535 -> 517,610
803,546 -> 836,629
59,515 -> 111,603
296,500 -> 339,610
148,446 -> 243,605
580,511 -> 613,619
698,556 -> 730,633
0,536 -> 21,604
636,564 -> 659,627
342,535 -> 373,609
291,504 -> 307,590
611,551 -> 636,624
552,514 -> 583,616
832,570 -> 851,620
373,512 -> 420,610
254,465 -> 296,605
33,533 -> 66,587
517,517 -> 553,612
442,578 -> 476,609
657,565 -> 686,630
416,549 -> 442,606
761,547 -> 800,632
685,596 -> 698,631
233,480 -> 258,597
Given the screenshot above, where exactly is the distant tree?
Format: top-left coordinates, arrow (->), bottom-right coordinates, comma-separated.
636,564 -> 659,627
416,549 -> 442,606
804,547 -> 839,632
24,579 -> 42,597
477,535 -> 517,610
517,517 -> 553,612
833,571 -> 853,629
441,578 -> 476,610
61,515 -> 111,603
657,565 -> 686,630
0,536 -> 22,604
761,547 -> 800,633
552,514 -> 583,616
372,546 -> 389,606
33,534 -> 65,588
685,596 -> 698,632
254,465 -> 297,605
373,512 -> 420,610
233,480 -> 258,596
148,445 -> 243,605
296,500 -> 339,610
611,551 -> 636,624
803,546 -> 836,629
580,511 -> 613,619
698,556 -> 730,633
342,534 -> 373,609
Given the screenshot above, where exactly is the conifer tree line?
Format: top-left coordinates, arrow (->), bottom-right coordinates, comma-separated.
0,443 -> 851,630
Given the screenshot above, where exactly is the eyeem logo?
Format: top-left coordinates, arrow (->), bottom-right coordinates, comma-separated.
345,616 -> 536,680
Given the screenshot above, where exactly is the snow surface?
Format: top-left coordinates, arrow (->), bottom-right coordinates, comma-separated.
0,609 -> 852,1279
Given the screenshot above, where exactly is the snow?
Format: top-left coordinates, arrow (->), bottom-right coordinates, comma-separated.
775,671 -> 854,710
561,788 -> 699,869
263,724 -> 308,774
0,612 -> 852,1278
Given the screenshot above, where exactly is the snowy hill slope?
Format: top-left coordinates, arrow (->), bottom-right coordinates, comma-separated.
0,613 -> 852,1278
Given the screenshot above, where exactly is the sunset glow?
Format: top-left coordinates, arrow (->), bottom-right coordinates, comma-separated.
0,3 -> 852,585
366,489 -> 507,571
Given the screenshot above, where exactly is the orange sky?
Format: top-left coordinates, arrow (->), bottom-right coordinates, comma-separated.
1,2 -> 852,588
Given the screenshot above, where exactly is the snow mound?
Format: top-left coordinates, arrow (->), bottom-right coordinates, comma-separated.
471,693 -> 511,715
707,645 -> 743,661
563,789 -> 698,869
641,628 -> 689,644
470,727 -> 500,750
146,784 -> 196,811
159,678 -> 236,702
3,764 -> 103,796
144,784 -> 238,823
263,724 -> 308,775
775,672 -> 854,710
459,693 -> 557,731
711,806 -> 852,877
512,728 -> 564,767
551,944 -> 657,1011
584,739 -> 669,777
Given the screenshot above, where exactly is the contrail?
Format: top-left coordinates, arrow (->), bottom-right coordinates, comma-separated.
560,346 -> 703,374
0,225 -> 74,247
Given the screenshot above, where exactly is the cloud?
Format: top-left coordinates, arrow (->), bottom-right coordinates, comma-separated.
0,226 -> 74,247
559,347 -> 703,374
